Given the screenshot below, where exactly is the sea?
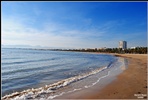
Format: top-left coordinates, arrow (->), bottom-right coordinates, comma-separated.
1,48 -> 128,100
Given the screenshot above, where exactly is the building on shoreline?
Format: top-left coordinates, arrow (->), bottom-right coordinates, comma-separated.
119,41 -> 127,50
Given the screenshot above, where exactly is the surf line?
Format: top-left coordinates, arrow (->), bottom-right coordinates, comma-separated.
2,66 -> 108,100
49,71 -> 111,99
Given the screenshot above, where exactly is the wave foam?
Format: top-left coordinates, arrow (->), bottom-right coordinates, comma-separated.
2,66 -> 107,100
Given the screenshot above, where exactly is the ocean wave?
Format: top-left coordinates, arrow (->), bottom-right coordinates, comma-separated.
2,58 -> 58,65
2,66 -> 108,100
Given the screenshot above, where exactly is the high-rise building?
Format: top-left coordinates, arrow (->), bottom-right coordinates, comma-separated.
119,41 -> 127,50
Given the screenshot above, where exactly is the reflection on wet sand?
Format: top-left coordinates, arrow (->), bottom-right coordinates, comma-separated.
118,57 -> 128,70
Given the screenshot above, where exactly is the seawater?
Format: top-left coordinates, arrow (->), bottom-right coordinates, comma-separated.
2,48 -> 119,99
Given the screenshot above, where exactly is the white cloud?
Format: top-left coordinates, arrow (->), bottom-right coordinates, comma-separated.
3,12 -> 109,47
2,17 -> 99,48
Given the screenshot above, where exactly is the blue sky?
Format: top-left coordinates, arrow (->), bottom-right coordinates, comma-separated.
2,2 -> 147,48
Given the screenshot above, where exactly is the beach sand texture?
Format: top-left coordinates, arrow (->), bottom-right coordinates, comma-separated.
55,54 -> 147,99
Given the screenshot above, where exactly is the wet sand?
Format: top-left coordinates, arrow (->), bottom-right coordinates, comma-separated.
55,54 -> 147,99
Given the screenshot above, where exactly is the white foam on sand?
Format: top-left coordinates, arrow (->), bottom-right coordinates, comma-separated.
84,70 -> 111,89
2,66 -> 108,100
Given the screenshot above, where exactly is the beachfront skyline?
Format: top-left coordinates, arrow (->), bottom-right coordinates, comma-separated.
2,2 -> 147,49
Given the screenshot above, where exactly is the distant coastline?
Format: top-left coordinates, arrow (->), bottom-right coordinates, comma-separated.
2,46 -> 147,54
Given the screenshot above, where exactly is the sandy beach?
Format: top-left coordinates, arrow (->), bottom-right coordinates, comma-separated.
55,54 -> 147,99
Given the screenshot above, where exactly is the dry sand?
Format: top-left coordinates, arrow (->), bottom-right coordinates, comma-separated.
55,54 -> 147,99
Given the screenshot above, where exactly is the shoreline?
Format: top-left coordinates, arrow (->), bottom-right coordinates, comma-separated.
2,53 -> 147,99
55,53 -> 147,99
91,54 -> 147,99
1,52 -> 118,100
